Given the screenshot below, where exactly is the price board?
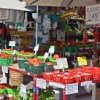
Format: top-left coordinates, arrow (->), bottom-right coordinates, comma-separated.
36,78 -> 46,89
56,58 -> 69,69
77,56 -> 87,66
66,83 -> 78,95
86,5 -> 100,24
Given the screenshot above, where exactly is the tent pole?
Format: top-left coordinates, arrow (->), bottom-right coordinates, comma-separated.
35,6 -> 38,45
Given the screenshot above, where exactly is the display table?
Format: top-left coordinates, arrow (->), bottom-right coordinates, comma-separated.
8,64 -> 98,100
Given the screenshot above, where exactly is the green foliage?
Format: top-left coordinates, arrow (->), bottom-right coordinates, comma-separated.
39,87 -> 55,100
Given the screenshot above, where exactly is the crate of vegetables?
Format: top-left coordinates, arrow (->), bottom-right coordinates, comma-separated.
16,50 -> 35,59
0,53 -> 14,66
27,58 -> 45,74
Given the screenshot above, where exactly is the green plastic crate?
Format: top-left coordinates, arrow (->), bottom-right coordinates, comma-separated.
18,59 -> 27,69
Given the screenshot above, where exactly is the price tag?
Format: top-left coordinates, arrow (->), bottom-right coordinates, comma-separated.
66,83 -> 78,95
49,82 -> 65,89
36,78 -> 46,89
56,58 -> 69,69
81,81 -> 92,86
20,84 -> 27,99
34,44 -> 39,55
77,56 -> 87,66
44,52 -> 49,61
48,46 -> 55,54
2,66 -> 8,73
9,41 -> 16,47
12,50 -> 16,55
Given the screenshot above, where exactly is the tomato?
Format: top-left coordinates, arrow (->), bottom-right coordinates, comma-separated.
53,54 -> 60,60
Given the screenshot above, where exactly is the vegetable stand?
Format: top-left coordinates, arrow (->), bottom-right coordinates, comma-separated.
8,64 -> 98,100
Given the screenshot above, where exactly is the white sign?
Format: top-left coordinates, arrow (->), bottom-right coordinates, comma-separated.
2,66 -> 8,73
34,44 -> 39,55
32,13 -> 38,19
81,81 -> 92,86
36,78 -> 46,89
44,52 -> 49,61
66,83 -> 78,95
48,46 -> 55,54
20,84 -> 27,99
0,9 -> 9,20
56,58 -> 69,69
86,5 -> 100,24
9,41 -> 16,47
49,82 -> 65,89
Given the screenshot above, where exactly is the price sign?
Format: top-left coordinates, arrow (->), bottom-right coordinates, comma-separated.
34,44 -> 39,55
36,78 -> 46,89
66,83 -> 78,95
77,56 -> 87,66
2,66 -> 8,73
9,41 -> 16,47
44,52 -> 49,61
20,84 -> 27,99
81,81 -> 92,87
86,5 -> 100,24
56,58 -> 69,69
49,82 -> 65,89
48,46 -> 55,54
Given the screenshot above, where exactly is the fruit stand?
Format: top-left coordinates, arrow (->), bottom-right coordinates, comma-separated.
0,46 -> 99,100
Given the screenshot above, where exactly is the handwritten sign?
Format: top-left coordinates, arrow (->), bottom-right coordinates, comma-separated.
66,83 -> 78,95
9,41 -> 16,47
77,56 -> 87,66
56,58 -> 69,69
36,78 -> 46,89
48,46 -> 55,55
86,5 -> 100,24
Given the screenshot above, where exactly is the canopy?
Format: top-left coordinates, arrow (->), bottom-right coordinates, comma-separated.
0,0 -> 31,11
25,0 -> 100,7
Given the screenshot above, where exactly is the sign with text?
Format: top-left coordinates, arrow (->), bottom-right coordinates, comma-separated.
86,5 -> 100,24
0,9 -> 9,20
36,78 -> 46,89
56,58 -> 68,69
77,56 -> 87,66
66,83 -> 78,95
9,41 -> 16,47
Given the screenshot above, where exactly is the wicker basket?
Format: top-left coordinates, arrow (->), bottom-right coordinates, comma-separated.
9,71 -> 23,86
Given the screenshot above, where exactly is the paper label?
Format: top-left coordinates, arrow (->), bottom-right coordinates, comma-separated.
77,56 -> 87,66
66,83 -> 78,95
36,78 -> 46,89
48,46 -> 55,54
34,44 -> 39,52
81,81 -> 92,86
9,41 -> 16,47
2,66 -> 8,73
56,58 -> 69,69
44,52 -> 49,60
49,82 -> 65,89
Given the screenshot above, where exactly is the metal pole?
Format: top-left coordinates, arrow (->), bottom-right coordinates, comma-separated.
35,6 -> 38,45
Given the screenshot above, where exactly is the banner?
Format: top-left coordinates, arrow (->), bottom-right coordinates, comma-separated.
86,5 -> 100,24
0,9 -> 9,20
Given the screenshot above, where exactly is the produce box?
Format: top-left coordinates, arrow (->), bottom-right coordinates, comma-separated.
18,59 -> 27,69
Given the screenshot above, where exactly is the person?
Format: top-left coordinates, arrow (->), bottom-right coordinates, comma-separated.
4,25 -> 11,48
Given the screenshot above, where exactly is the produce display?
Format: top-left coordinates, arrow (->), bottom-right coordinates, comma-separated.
0,84 -> 33,100
16,50 -> 35,58
2,48 -> 13,55
42,67 -> 100,84
0,53 -> 14,66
